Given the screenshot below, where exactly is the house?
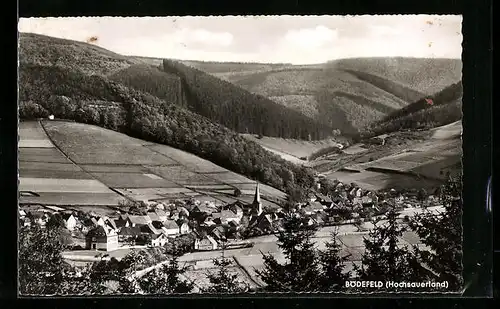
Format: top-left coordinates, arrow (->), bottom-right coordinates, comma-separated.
19,209 -> 26,218
30,211 -> 49,226
86,226 -> 119,251
62,214 -> 78,231
150,233 -> 168,247
361,196 -> 374,208
355,188 -> 363,198
118,226 -> 141,244
302,202 -> 324,215
201,217 -> 216,227
147,211 -> 160,222
114,215 -> 129,229
228,202 -> 244,218
209,225 -> 227,241
311,213 -> 325,225
192,204 -> 216,215
179,222 -> 191,234
140,223 -> 163,235
214,209 -> 241,225
127,215 -> 152,227
178,207 -> 190,218
162,220 -> 180,236
307,192 -> 318,202
155,209 -> 169,222
315,193 -> 333,205
194,234 -> 218,251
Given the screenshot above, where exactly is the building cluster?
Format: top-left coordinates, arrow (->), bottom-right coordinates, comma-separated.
19,181 -> 436,253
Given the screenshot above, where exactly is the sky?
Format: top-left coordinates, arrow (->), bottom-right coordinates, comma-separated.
18,15 -> 462,65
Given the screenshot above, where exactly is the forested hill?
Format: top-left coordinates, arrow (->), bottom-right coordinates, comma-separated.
18,63 -> 316,196
361,81 -> 463,138
161,59 -> 334,140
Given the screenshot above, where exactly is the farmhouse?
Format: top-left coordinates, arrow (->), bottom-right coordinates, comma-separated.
118,226 -> 141,244
62,213 -> 78,231
127,215 -> 152,227
194,234 -> 218,251
150,233 -> 168,247
162,220 -> 180,236
179,222 -> 191,234
86,225 -> 119,251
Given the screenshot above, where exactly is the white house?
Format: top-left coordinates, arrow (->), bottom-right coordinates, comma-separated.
150,233 -> 168,247
162,220 -> 180,236
179,222 -> 191,234
62,214 -> 78,231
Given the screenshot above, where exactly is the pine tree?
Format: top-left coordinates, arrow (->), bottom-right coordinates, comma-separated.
256,210 -> 321,292
138,248 -> 195,294
317,230 -> 350,291
203,244 -> 249,293
354,209 -> 421,291
407,175 -> 463,291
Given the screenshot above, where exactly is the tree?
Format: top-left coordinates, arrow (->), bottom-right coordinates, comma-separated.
317,230 -> 350,291
233,188 -> 242,197
138,249 -> 195,294
407,175 -> 463,291
203,243 -> 249,293
256,211 -> 321,292
354,209 -> 422,291
18,225 -> 67,295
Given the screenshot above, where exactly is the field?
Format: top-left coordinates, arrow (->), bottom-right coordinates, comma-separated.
320,122 -> 462,190
19,120 -> 287,207
241,134 -> 342,162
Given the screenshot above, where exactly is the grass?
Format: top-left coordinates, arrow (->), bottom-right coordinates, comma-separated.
241,134 -> 341,159
43,122 -> 179,165
19,177 -> 112,193
145,166 -> 220,186
19,192 -> 124,206
90,172 -> 181,189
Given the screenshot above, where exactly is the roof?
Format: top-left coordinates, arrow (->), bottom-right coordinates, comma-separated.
118,226 -> 142,236
220,210 -> 238,220
87,225 -> 116,237
309,202 -> 324,210
142,223 -> 162,235
155,209 -> 168,218
163,220 -> 179,230
128,215 -> 152,226
106,218 -> 118,230
315,193 -> 332,202
147,212 -> 160,222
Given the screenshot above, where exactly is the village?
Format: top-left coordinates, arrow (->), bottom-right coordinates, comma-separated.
19,180 -> 440,258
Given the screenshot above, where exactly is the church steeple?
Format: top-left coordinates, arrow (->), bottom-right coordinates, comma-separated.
253,182 -> 262,216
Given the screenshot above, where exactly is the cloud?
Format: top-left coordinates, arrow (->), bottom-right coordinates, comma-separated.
284,25 -> 338,49
172,28 -> 234,47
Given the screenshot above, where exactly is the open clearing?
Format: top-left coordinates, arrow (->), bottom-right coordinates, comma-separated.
90,172 -> 181,189
19,121 -> 287,206
19,177 -> 114,193
241,134 -> 341,160
321,123 -> 462,191
19,192 -> 125,206
145,143 -> 228,173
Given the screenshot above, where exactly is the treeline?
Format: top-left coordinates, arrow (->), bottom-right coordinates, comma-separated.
19,63 -> 315,195
162,59 -> 334,140
109,64 -> 187,108
19,177 -> 463,294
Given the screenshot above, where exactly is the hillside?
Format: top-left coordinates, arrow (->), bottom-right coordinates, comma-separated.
184,57 -> 461,135
18,63 -> 316,196
362,81 -> 463,138
19,33 -> 145,76
109,64 -> 187,108
160,59 -> 334,139
328,57 -> 462,94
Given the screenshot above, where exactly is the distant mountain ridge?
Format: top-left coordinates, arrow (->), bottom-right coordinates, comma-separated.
183,57 -> 461,135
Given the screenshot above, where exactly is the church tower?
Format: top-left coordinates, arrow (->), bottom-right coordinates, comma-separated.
252,182 -> 263,216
